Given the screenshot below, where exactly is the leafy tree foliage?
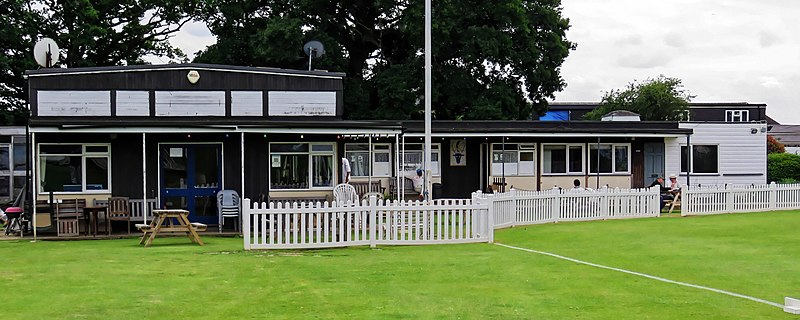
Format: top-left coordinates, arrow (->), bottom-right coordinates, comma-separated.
583,75 -> 693,121
767,135 -> 785,154
0,0 -> 198,124
196,0 -> 574,120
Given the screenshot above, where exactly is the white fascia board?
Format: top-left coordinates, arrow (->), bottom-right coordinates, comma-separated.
402,132 -> 688,138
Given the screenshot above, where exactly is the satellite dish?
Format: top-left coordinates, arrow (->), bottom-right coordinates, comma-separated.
34,38 -> 60,68
303,40 -> 325,71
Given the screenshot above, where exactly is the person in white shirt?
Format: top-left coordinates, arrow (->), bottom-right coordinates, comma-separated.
405,169 -> 425,198
341,157 -> 351,184
668,174 -> 681,193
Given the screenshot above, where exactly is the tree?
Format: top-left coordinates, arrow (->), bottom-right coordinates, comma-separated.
767,135 -> 785,154
0,0 -> 199,124
0,0 -> 40,125
768,153 -> 800,183
583,75 -> 693,121
196,0 -> 574,120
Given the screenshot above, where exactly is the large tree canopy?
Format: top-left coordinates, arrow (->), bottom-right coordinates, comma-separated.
196,0 -> 574,120
0,0 -> 198,124
583,75 -> 693,121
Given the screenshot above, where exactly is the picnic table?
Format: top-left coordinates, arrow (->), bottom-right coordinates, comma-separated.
137,209 -> 206,247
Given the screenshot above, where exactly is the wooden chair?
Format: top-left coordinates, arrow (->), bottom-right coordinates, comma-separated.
57,199 -> 87,236
107,197 -> 131,235
665,191 -> 681,214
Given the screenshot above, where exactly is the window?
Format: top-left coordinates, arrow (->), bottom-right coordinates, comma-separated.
726,110 -> 749,122
589,144 -> 630,174
401,144 -> 440,176
270,143 -> 334,190
345,144 -> 392,177
39,144 -> 110,193
680,145 -> 719,174
491,144 -> 536,176
542,144 -> 583,174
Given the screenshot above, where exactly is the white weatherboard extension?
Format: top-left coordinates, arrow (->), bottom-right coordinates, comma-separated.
786,297 -> 800,314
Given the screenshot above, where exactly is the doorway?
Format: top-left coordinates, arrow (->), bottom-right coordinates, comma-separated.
159,144 -> 222,224
643,142 -> 665,186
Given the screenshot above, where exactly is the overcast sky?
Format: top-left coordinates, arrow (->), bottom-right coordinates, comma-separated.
162,0 -> 800,124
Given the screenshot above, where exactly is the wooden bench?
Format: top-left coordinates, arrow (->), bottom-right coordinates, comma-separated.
350,181 -> 383,199
389,178 -> 420,200
268,195 -> 329,205
56,199 -> 87,236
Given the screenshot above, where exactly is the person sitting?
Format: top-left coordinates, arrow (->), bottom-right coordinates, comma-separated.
668,174 -> 681,195
405,169 -> 425,199
572,179 -> 583,190
650,176 -> 671,210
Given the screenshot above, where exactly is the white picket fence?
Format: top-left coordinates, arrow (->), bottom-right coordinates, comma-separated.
242,197 -> 493,250
475,187 -> 661,228
682,182 -> 800,216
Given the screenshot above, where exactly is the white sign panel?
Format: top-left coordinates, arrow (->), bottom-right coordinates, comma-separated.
268,91 -> 336,116
37,90 -> 111,116
155,91 -> 225,116
115,91 -> 150,116
231,91 -> 263,116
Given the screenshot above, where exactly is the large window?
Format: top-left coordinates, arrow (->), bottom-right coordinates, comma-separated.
725,110 -> 749,122
39,144 -> 110,193
681,145 -> 718,174
0,138 -> 27,200
270,143 -> 334,190
589,144 -> 630,174
491,144 -> 535,176
345,143 -> 392,177
542,144 -> 583,174
401,144 -> 440,176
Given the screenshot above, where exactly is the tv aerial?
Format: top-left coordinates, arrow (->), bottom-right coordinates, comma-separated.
33,38 -> 60,68
303,40 -> 325,71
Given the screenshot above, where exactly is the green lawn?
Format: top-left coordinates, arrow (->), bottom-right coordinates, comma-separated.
2,211 -> 799,319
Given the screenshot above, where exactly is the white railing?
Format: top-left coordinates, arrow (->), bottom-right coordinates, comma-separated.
475,187 -> 661,228
242,197 -> 492,250
682,182 -> 800,216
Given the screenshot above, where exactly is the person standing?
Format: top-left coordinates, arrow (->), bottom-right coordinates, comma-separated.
341,157 -> 351,184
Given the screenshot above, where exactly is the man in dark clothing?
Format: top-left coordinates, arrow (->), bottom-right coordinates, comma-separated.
649,177 -> 671,210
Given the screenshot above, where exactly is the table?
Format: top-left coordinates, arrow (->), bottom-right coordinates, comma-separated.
83,205 -> 108,237
139,209 -> 204,247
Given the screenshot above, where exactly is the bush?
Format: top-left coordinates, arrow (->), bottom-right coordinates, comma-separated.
767,153 -> 800,182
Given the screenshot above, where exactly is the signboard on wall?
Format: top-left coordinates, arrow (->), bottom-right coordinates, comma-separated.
450,139 -> 466,166
268,91 -> 336,116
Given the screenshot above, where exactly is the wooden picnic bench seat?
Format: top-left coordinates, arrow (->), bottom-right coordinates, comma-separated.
350,180 -> 383,199
190,222 -> 207,232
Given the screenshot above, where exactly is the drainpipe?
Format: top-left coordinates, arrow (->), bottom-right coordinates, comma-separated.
686,134 -> 691,187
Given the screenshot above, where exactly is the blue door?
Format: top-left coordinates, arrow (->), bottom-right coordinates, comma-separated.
160,144 -> 222,224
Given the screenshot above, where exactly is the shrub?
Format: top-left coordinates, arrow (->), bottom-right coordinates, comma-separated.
767,153 -> 800,182
767,135 -> 785,154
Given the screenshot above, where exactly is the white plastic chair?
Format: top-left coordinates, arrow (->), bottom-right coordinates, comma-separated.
217,190 -> 241,233
333,184 -> 359,205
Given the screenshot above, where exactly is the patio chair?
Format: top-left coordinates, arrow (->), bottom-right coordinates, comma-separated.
333,183 -> 359,205
217,190 -> 241,233
107,197 -> 131,235
665,191 -> 681,214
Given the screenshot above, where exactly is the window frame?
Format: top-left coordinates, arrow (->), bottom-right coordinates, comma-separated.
37,143 -> 112,194
344,143 -> 392,178
269,142 -> 336,191
725,110 -> 749,122
401,143 -> 441,176
541,143 -> 584,175
680,144 -> 720,175
588,143 -> 631,175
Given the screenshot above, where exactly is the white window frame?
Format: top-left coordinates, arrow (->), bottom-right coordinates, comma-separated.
589,143 -> 631,174
269,142 -> 336,190
725,110 -> 749,122
680,144 -> 720,175
37,143 -> 112,194
345,143 -> 392,178
491,143 -> 537,176
541,143 -> 584,175
401,143 -> 441,176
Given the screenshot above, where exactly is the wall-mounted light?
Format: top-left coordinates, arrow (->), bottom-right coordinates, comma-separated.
751,128 -> 758,134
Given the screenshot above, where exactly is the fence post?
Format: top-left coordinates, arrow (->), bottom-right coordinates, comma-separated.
243,198 -> 251,250
369,195 -> 378,248
510,189 -> 518,227
725,184 -> 734,213
600,191 -> 609,219
486,194 -> 495,243
769,182 -> 777,210
551,190 -> 561,222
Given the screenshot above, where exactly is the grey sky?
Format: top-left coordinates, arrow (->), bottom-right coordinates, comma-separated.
163,0 -> 800,123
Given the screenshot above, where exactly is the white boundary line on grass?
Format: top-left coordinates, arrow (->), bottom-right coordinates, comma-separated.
495,243 -> 784,309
